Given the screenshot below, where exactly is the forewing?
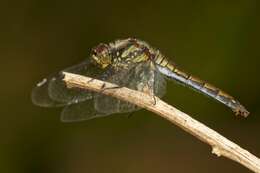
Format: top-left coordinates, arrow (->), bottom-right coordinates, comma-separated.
94,62 -> 166,115
31,77 -> 65,107
93,65 -> 138,114
31,59 -> 103,107
62,61 -> 167,122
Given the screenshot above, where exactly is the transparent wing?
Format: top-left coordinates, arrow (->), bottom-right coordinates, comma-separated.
61,100 -> 108,122
31,77 -> 65,107
31,59 -> 104,107
94,64 -> 139,115
134,61 -> 166,98
94,95 -> 139,115
94,61 -> 167,115
60,66 -> 137,122
154,66 -> 167,98
60,61 -> 167,122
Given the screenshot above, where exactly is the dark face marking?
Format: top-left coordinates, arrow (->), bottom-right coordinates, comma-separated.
91,43 -> 112,68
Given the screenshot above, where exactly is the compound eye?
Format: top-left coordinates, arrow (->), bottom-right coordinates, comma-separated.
95,43 -> 108,55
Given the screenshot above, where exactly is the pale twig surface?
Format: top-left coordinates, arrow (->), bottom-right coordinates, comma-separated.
63,72 -> 260,173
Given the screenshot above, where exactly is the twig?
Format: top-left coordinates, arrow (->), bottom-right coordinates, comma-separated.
62,72 -> 260,173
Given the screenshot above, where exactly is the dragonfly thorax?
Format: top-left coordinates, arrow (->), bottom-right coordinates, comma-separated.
91,38 -> 158,70
110,38 -> 157,67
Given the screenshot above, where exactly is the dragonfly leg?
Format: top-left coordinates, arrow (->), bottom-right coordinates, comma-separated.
87,78 -> 95,83
126,112 -> 135,118
100,83 -> 122,93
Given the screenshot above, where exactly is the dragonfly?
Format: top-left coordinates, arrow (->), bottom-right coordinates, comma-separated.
32,38 -> 249,122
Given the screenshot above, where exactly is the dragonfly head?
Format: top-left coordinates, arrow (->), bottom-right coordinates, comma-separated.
91,43 -> 112,69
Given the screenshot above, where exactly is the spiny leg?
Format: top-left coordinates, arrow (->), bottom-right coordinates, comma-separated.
100,83 -> 122,93
87,78 -> 95,83
126,112 -> 135,118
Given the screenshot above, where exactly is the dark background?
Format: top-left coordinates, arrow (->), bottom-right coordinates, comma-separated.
1,0 -> 259,173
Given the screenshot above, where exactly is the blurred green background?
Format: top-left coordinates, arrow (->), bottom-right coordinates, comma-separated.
1,0 -> 259,172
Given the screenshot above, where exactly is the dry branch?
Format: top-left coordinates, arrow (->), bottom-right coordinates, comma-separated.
63,72 -> 260,173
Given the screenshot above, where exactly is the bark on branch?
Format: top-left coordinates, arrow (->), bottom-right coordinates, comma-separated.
62,72 -> 260,173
